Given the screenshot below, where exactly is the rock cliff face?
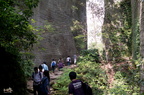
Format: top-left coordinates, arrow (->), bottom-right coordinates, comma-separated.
31,0 -> 130,65
31,0 -> 80,66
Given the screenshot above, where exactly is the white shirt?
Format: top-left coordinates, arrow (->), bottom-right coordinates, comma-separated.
41,64 -> 49,71
66,57 -> 71,62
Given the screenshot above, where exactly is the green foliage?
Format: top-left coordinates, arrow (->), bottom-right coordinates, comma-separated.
70,20 -> 87,52
103,0 -> 132,60
120,0 -> 134,57
53,49 -> 107,95
53,69 -> 73,95
0,0 -> 38,52
43,22 -> 55,33
71,5 -> 78,11
53,49 -> 140,95
20,52 -> 35,78
109,68 -> 140,95
79,49 -> 100,62
22,59 -> 34,78
0,0 -> 39,94
111,58 -> 140,95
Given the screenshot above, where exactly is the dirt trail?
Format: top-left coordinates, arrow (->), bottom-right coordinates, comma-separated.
27,65 -> 77,95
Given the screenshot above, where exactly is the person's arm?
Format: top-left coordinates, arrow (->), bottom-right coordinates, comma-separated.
31,72 -> 34,80
45,78 -> 50,95
47,85 -> 50,95
51,62 -> 52,67
68,84 -> 73,95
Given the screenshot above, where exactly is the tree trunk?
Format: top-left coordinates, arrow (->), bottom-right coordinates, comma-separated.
131,0 -> 140,60
140,0 -> 144,94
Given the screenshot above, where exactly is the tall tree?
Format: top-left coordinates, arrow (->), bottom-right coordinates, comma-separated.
0,0 -> 39,94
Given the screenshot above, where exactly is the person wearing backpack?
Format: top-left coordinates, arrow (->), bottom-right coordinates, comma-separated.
66,56 -> 71,66
51,59 -> 56,73
32,67 -> 42,95
68,71 -> 85,95
57,60 -> 64,71
68,71 -> 93,95
39,65 -> 44,78
39,70 -> 50,95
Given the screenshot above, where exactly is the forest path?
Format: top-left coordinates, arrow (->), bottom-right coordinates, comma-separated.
27,59 -> 129,95
27,64 -> 77,95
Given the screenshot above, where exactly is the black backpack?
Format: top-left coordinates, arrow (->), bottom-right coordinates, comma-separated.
82,82 -> 93,95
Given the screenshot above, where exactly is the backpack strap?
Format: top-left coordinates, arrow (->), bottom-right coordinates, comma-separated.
39,72 -> 42,79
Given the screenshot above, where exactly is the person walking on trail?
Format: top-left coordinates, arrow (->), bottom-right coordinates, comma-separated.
39,65 -> 44,78
41,62 -> 49,71
73,54 -> 77,65
57,60 -> 64,71
66,56 -> 71,66
51,59 -> 56,73
39,70 -> 50,95
68,71 -> 85,95
58,58 -> 64,63
32,67 -> 42,95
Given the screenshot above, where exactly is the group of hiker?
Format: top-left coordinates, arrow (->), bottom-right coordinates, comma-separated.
32,66 -> 50,95
32,55 -> 93,95
32,55 -> 78,95
32,70 -> 92,95
32,56 -> 92,95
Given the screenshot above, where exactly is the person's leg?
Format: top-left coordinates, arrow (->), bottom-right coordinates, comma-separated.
74,59 -> 76,64
67,62 -> 70,66
33,85 -> 36,95
41,92 -> 47,95
52,66 -> 54,73
53,66 -> 55,73
36,85 -> 40,95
